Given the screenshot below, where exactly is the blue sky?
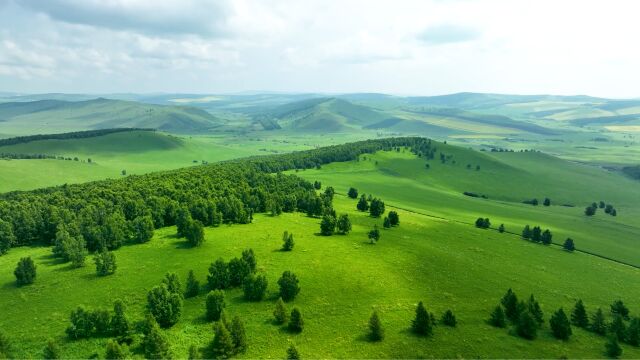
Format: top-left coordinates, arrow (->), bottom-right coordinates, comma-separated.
1,0 -> 639,97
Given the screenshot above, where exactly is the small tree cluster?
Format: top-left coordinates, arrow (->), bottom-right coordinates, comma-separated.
521,225 -> 552,245
475,218 -> 490,229
491,289 -> 547,340
207,250 -> 257,290
147,274 -> 183,328
66,300 -> 130,339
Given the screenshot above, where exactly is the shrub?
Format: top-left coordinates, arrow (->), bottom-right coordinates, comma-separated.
211,322 -> 235,359
105,339 -> 130,360
243,274 -> 268,301
142,315 -> 171,359
273,297 -> 288,324
282,231 -> 294,251
14,257 -> 36,286
206,290 -> 226,321
278,271 -> 300,301
230,316 -> 247,353
43,339 -> 60,360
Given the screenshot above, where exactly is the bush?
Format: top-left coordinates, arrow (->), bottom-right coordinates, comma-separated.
286,345 -> 300,360
206,290 -> 226,321
369,198 -> 385,217
273,297 -> 288,324
278,271 -> 300,301
66,306 -> 95,339
368,311 -> 384,341
242,248 -> 257,272
243,274 -> 268,301
288,308 -> 304,333
14,257 -> 36,286
94,250 -> 117,276
147,284 -> 183,328
111,299 -> 130,337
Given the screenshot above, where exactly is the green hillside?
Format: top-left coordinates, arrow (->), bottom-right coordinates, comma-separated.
293,147 -> 640,267
0,98 -> 223,136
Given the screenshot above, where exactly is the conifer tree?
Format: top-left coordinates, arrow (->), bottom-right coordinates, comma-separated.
368,311 -> 384,341
610,300 -> 630,320
605,334 -> 622,358
242,248 -> 257,273
208,258 -> 230,290
412,301 -> 433,336
563,238 -> 576,252
286,345 -> 300,360
488,305 -> 506,328
230,316 -> 247,353
278,271 -> 300,301
527,295 -> 544,326
142,315 -> 172,360
516,311 -> 538,340
388,211 -> 399,226
111,299 -> 130,337
591,308 -> 607,335
320,214 -> 337,236
498,224 -> 505,233
211,322 -> 235,359
282,231 -> 295,251
273,297 -> 288,324
627,317 -> 640,346
288,308 -> 304,333
522,225 -> 532,239
609,315 -> 627,342
185,270 -> 200,298
501,289 -> 519,322
14,257 -> 36,286
550,308 -> 572,340
541,229 -> 552,245
336,214 -> 352,234
357,195 -> 369,212
206,290 -> 226,321
571,299 -> 589,328
441,310 -> 457,327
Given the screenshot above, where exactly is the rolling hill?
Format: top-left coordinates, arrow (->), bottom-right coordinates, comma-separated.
0,98 -> 223,136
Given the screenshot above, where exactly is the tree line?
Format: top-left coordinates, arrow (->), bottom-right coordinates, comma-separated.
0,128 -> 155,147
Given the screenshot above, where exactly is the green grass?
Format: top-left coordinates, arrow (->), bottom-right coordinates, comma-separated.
1,196 -> 639,358
292,148 -> 640,267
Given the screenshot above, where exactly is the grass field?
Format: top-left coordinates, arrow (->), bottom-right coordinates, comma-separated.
292,148 -> 640,267
1,196 -> 639,359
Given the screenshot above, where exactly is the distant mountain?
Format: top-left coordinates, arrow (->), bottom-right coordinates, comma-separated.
268,97 -> 400,132
406,92 -> 604,109
0,98 -> 222,134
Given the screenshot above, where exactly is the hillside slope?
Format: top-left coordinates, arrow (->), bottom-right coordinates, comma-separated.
0,98 -> 222,135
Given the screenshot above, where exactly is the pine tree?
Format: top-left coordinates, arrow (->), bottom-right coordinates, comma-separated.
441,310 -> 457,327
609,315 -> 627,342
532,226 -> 542,242
242,248 -> 257,273
243,273 -> 268,301
368,311 -> 384,341
488,305 -> 506,328
14,257 -> 37,286
163,272 -> 183,296
610,300 -> 630,320
282,231 -> 295,251
550,308 -> 572,340
571,299 -> 589,328
383,217 -> 391,229
516,311 -> 538,340
605,334 -> 622,358
43,339 -> 60,360
412,301 -> 433,336
501,289 -> 519,322
288,308 -> 304,333
591,308 -> 607,335
273,297 -> 288,324
185,270 -> 200,298
527,295 -> 544,326
541,229 -> 552,245
211,322 -> 235,359
286,345 -> 300,360
230,316 -> 247,353
206,290 -> 226,321
105,339 -> 130,359
563,238 -> 576,252
522,225 -> 532,239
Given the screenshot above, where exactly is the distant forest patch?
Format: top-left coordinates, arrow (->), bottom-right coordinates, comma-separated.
622,165 -> 640,180
0,128 -> 155,147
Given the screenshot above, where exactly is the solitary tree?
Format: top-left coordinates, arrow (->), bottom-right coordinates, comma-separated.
368,226 -> 381,244
185,270 -> 200,298
412,301 -> 433,336
368,311 -> 384,341
282,231 -> 295,251
563,238 -> 576,252
14,257 -> 36,286
488,305 -> 506,328
278,271 -> 300,301
336,214 -> 352,234
348,187 -> 359,199
441,310 -> 457,327
206,290 -> 226,321
94,250 -> 117,276
273,297 -> 288,324
550,308 -> 572,340
288,308 -> 304,333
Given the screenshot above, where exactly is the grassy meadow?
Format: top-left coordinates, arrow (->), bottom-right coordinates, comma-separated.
1,196 -> 639,359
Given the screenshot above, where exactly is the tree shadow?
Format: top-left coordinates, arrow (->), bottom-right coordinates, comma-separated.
1,281 -> 17,290
174,241 -> 194,250
37,252 -> 65,266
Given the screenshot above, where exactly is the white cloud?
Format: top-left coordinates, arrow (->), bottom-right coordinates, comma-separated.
0,0 -> 639,97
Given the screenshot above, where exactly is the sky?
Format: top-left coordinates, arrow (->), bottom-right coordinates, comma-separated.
0,0 -> 639,98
